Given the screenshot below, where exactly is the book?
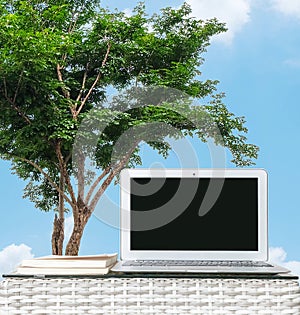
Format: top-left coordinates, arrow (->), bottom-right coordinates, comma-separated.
14,264 -> 115,275
14,253 -> 118,275
19,253 -> 117,269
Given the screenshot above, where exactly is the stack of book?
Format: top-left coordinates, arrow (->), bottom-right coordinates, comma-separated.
14,253 -> 118,275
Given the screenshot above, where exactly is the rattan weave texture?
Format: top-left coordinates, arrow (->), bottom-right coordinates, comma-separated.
0,277 -> 299,314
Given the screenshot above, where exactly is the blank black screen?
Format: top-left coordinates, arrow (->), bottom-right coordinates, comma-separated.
130,178 -> 258,251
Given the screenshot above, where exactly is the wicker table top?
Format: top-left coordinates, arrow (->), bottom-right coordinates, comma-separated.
1,273 -> 300,315
3,271 -> 299,279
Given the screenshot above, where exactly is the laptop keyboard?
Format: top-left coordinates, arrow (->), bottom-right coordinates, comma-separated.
123,260 -> 272,267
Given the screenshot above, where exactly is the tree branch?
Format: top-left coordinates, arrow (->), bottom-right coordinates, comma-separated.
88,141 -> 139,212
101,43 -> 112,68
8,154 -> 73,206
75,43 -> 111,118
77,150 -> 85,202
56,64 -> 71,99
68,8 -> 81,34
58,173 -> 65,221
84,166 -> 111,204
56,63 -> 77,118
13,69 -> 24,105
75,62 -> 89,103
3,77 -> 31,124
54,141 -> 77,209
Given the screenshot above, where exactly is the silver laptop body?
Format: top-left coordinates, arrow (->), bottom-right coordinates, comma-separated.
112,168 -> 289,274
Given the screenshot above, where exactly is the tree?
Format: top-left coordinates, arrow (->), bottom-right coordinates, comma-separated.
0,0 -> 258,255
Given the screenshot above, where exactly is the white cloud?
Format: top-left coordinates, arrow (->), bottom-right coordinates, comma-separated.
0,244 -> 34,278
270,0 -> 300,19
269,247 -> 300,280
269,247 -> 287,264
186,0 -> 251,44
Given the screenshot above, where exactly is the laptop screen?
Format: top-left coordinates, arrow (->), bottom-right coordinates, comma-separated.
130,177 -> 258,251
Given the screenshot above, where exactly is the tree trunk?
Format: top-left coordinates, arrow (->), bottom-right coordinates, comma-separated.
51,214 -> 64,255
64,149 -> 135,255
65,209 -> 89,256
51,174 -> 65,255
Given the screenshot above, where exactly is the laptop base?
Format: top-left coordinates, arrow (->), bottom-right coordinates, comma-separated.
111,261 -> 290,274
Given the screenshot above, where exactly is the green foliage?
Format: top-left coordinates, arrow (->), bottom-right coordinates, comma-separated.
23,180 -> 59,212
0,0 -> 258,214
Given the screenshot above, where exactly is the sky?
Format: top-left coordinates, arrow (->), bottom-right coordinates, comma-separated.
1,0 -> 300,278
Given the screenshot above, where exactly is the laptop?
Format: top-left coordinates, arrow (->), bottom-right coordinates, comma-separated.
112,168 -> 289,274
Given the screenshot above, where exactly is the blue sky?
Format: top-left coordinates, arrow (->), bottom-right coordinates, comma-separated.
1,0 -> 300,276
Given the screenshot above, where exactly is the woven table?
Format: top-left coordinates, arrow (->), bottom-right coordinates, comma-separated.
0,274 -> 299,315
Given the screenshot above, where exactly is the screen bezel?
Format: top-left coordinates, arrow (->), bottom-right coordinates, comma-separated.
120,168 -> 268,261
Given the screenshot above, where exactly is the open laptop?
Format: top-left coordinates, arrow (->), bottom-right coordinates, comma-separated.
112,168 -> 289,274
